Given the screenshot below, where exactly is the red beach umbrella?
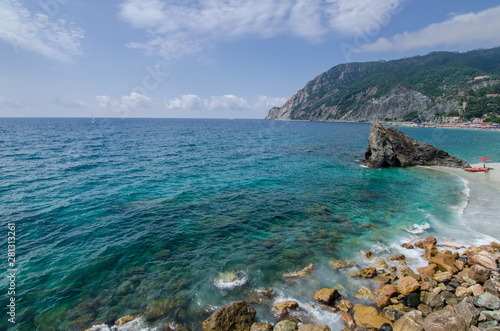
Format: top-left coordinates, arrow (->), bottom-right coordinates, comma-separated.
479,158 -> 491,168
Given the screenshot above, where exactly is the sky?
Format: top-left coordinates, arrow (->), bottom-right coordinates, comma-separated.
1,0 -> 500,119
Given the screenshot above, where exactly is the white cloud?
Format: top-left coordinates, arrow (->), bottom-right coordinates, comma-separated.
96,92 -> 151,109
361,6 -> 500,53
119,0 -> 405,59
0,0 -> 84,61
165,94 -> 286,112
0,96 -> 22,108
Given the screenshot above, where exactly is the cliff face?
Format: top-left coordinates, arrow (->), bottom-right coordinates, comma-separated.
364,122 -> 470,169
266,48 -> 500,122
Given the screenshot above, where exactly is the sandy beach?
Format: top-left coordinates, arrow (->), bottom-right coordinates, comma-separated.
429,163 -> 500,240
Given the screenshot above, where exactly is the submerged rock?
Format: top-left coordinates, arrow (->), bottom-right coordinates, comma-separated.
364,122 -> 470,168
284,264 -> 315,279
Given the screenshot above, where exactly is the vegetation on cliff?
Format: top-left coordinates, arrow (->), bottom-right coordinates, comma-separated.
267,47 -> 500,122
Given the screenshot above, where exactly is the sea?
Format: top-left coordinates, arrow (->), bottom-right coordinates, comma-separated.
1,118 -> 499,331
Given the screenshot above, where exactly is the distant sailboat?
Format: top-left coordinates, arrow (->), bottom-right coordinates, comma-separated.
91,113 -> 96,124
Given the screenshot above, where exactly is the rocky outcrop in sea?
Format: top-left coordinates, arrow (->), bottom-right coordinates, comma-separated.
364,122 -> 470,169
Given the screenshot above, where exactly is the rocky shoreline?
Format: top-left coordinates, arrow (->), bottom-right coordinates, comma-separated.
88,238 -> 500,331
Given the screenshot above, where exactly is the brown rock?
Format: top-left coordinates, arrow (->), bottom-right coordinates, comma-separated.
415,236 -> 437,249
417,264 -> 437,277
423,310 -> 467,331
375,295 -> 391,308
329,259 -> 356,270
433,271 -> 453,283
470,284 -> 484,296
373,258 -> 388,269
455,286 -> 473,297
430,254 -> 458,274
284,264 -> 315,279
336,299 -> 354,312
399,267 -> 420,281
374,276 -> 391,284
353,304 -> 393,330
115,315 -> 139,326
393,310 -> 424,331
251,323 -> 274,331
424,244 -> 438,260
355,287 -> 375,300
491,241 -> 500,251
388,254 -> 406,261
454,260 -> 464,271
479,244 -> 495,253
339,311 -> 355,329
402,243 -> 414,249
202,301 -> 256,331
483,279 -> 500,297
274,320 -> 297,331
363,250 -> 374,259
313,288 -> 340,305
468,250 -> 498,269
375,284 -> 398,298
420,281 -> 433,292
398,276 -> 420,296
467,264 -> 490,284
354,267 -> 377,278
297,324 -> 331,331
273,301 -> 299,316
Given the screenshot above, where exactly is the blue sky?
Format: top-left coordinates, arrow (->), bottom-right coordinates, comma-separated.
1,0 -> 500,119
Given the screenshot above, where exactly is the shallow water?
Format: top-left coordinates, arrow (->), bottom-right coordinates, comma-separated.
0,118 -> 498,330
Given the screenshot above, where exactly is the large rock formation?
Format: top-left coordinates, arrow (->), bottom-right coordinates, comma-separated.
364,122 -> 470,168
202,301 -> 256,331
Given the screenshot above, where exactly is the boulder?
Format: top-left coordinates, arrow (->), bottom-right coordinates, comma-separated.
423,310 -> 467,331
468,250 -> 499,269
383,307 -> 406,322
374,258 -> 389,269
466,264 -> 490,284
329,259 -> 356,270
479,310 -> 500,322
388,254 -> 406,261
313,288 -> 340,305
455,286 -> 473,297
453,299 -> 480,326
374,276 -> 391,284
274,320 -> 297,331
402,243 -> 414,249
356,287 -> 375,300
353,304 -> 393,330
364,122 -> 470,168
420,292 -> 445,309
285,264 -> 315,279
363,250 -> 374,259
433,271 -> 453,283
477,320 -> 499,329
476,291 -> 500,310
405,292 -> 421,308
375,284 -> 398,298
393,310 -> 424,331
202,301 -> 256,331
430,254 -> 458,274
415,237 -> 437,249
417,264 -> 437,277
336,299 -> 354,312
273,301 -> 299,316
354,267 -> 377,278
398,276 -> 420,296
297,324 -> 331,331
470,284 -> 484,296
483,279 -> 500,297
250,323 -> 274,331
375,295 -> 391,308
339,311 -> 355,329
424,244 -> 438,260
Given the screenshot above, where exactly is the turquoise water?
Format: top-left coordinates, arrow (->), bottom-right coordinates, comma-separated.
0,118 -> 499,330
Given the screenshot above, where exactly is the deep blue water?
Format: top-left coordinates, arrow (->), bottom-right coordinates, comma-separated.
1,118 -> 499,330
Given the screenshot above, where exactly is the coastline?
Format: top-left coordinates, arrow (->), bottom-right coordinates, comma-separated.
428,163 -> 500,241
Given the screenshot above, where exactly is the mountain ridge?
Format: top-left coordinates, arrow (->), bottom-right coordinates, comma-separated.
266,47 -> 500,122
